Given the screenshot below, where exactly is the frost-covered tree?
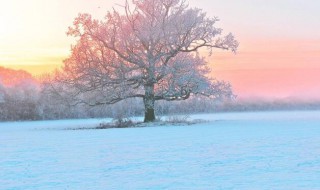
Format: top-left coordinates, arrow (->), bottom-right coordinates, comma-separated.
54,0 -> 238,122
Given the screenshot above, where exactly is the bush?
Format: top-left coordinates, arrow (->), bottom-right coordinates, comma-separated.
98,118 -> 136,129
165,115 -> 190,124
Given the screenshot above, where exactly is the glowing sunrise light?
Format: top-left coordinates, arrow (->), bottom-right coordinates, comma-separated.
1,0 -> 320,100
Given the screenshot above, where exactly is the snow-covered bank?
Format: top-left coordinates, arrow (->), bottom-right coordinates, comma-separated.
1,111 -> 320,189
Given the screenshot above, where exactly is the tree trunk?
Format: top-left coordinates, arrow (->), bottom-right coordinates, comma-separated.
143,84 -> 156,122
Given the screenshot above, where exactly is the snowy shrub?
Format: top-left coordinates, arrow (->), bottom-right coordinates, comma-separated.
166,115 -> 190,124
98,118 -> 135,129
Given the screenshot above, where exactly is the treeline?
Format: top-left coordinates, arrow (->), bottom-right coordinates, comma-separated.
1,78 -> 320,121
214,99 -> 320,112
1,67 -> 320,121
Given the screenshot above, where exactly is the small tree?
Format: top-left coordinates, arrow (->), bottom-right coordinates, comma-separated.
54,0 -> 238,122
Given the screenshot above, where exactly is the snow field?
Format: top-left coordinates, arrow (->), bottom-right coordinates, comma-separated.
1,111 -> 320,189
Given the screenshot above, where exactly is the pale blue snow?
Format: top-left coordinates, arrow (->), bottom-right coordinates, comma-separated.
1,111 -> 320,189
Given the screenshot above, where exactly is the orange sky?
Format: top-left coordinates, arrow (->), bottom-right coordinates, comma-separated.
1,0 -> 320,100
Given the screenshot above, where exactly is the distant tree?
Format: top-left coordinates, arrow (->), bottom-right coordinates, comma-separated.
0,82 -> 6,119
0,66 -> 36,87
0,82 -> 5,104
53,0 -> 238,122
0,68 -> 41,121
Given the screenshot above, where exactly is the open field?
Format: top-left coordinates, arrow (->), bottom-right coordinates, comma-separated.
1,111 -> 320,189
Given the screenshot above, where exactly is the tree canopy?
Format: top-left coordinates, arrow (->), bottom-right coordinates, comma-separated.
52,0 -> 239,122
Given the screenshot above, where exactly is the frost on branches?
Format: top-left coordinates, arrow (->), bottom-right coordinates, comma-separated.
52,0 -> 239,122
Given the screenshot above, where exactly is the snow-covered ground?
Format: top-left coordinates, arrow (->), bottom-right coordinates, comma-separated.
1,111 -> 320,189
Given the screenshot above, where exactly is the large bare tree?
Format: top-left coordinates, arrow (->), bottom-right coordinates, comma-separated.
54,0 -> 238,122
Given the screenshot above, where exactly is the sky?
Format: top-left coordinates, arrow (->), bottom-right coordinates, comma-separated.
1,0 -> 320,100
